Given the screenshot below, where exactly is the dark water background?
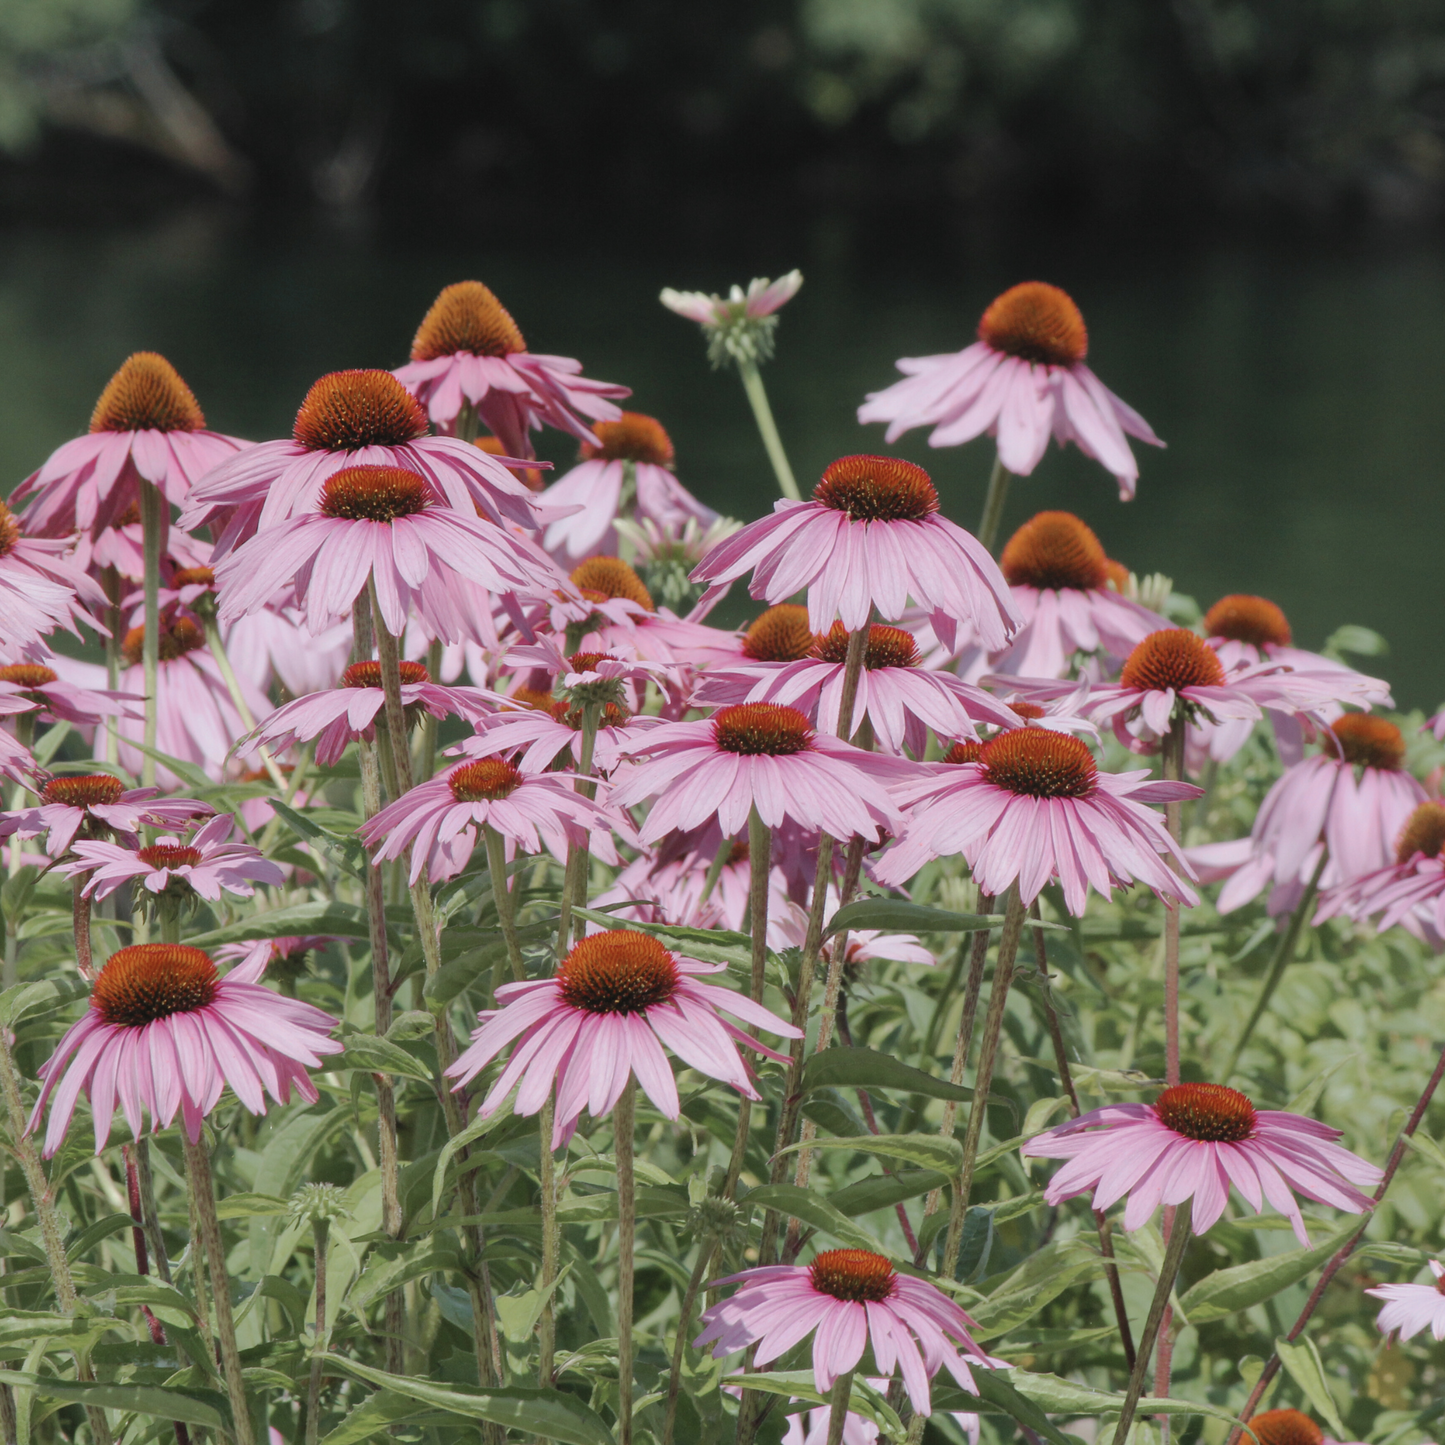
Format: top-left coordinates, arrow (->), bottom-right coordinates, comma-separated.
1,213 -> 1441,708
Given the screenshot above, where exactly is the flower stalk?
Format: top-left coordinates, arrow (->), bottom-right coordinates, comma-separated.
139,478 -> 165,788
975,451 -> 1012,555
73,876 -> 95,982
825,1372 -> 855,1445
197,612 -> 289,791
305,1213 -> 331,1445
1111,1218 -> 1192,1445
484,823 -> 524,981
615,1076 -> 638,1445
738,359 -> 800,502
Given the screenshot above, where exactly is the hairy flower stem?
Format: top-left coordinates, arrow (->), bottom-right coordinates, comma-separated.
615,1077 -> 638,1445
483,824 -> 524,981
537,1095 -> 558,1389
0,1026 -> 113,1444
304,1215 -> 330,1445
73,877 -> 95,982
415,638 -> 444,782
1224,1037 -> 1445,1443
183,1134 -> 256,1445
102,564 -> 122,765
737,358 -> 800,501
825,1372 -> 855,1445
557,703 -> 602,951
1224,847 -> 1331,1082
941,886 -> 1027,1280
139,478 -> 164,788
1110,1219 -> 1192,1445
913,896 -> 995,1265
1030,912 -> 1136,1370
198,614 -> 289,790
975,451 -> 1012,555
661,1235 -> 720,1445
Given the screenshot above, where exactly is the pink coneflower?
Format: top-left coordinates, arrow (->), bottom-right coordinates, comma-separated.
610,702 -> 910,845
179,368 -> 561,561
1367,1259 -> 1445,1343
660,272 -> 803,368
360,755 -> 624,883
1312,801 -> 1445,944
501,633 -> 678,713
220,598 -> 355,699
66,814 -> 284,903
857,281 -> 1163,501
28,941 -> 341,1154
0,661 -> 141,731
692,455 -> 1017,650
455,693 -> 656,777
598,822 -> 759,933
13,353 -> 248,539
1244,1410 -> 1364,1445
1022,1081 -> 1381,1245
873,728 -> 1197,914
74,511 -> 212,586
779,1376 -> 982,1445
446,928 -> 801,1147
695,1248 -> 987,1416
243,659 -> 493,767
213,459 -> 562,641
216,935 -> 340,987
694,620 -> 1017,756
0,499 -> 110,659
391,281 -> 628,455
540,412 -> 717,562
768,885 -> 934,967
0,773 -> 210,859
1195,714 -> 1426,917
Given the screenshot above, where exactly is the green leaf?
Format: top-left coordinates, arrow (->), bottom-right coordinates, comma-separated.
3,1373 -> 228,1429
321,1355 -> 614,1445
1178,1216 -> 1361,1323
319,1391 -> 455,1445
951,1369 -> 1249,1431
935,1371 -> 1073,1445
1276,1334 -> 1348,1438
64,1212 -> 135,1262
348,1238 -> 463,1312
0,1312 -> 111,1346
213,1193 -> 290,1220
826,1169 -> 949,1217
823,899 -> 1025,939
333,1031 -> 435,1084
972,1238 -> 1109,1337
741,1183 -> 893,1253
776,1131 -> 964,1176
0,975 -> 90,1029
569,908 -> 756,968
1285,1055 -> 1358,1117
723,1372 -> 902,1438
800,1046 -> 1010,1111
185,901 -> 371,948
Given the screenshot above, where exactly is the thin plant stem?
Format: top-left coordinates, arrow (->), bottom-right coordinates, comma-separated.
484,824 -> 525,981
1224,848 -> 1331,1082
914,896 -> 994,1264
199,616 -> 289,790
615,1077 -> 637,1445
975,451 -> 1012,555
1029,910 -> 1136,1370
1224,1037 -> 1445,1443
940,886 -> 1027,1280
134,1138 -> 172,1284
737,358 -> 800,501
139,479 -> 165,788
123,1146 -> 169,1347
102,564 -> 122,765
73,877 -> 95,982
661,1236 -> 719,1445
825,1372 -> 855,1445
183,1132 -> 257,1445
555,703 -> 602,953
537,1096 -> 558,1388
304,1215 -> 330,1445
187,1182 -> 214,1357
1161,719 -> 1186,1089
416,637 -> 444,781
1110,1219 -> 1192,1445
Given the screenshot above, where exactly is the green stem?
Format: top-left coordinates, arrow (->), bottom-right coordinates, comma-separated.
484,825 -> 525,982
1161,720 -> 1186,1089
305,1216 -> 330,1445
1225,848 -> 1330,1082
940,885 -> 1026,1280
555,703 -> 601,953
615,1078 -> 637,1445
455,398 -> 481,444
201,616 -> 289,790
183,1133 -> 256,1445
102,564 -> 122,766
73,877 -> 95,982
416,638 -> 444,781
737,358 -> 801,501
825,1372 -> 855,1445
537,1096 -> 558,1389
1110,1219 -> 1192,1445
139,479 -> 165,789
661,1236 -> 718,1445
975,451 -> 1012,555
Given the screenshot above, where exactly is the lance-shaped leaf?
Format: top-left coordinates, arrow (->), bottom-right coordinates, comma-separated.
0,974 -> 90,1029
3,1374 -> 229,1429
775,1132 -> 964,1176
823,898 -> 1013,939
723,1371 -> 902,1438
186,900 -> 372,948
800,1047 -> 1013,1116
1275,1334 -> 1349,1439
332,1031 -> 435,1084
741,1183 -> 892,1253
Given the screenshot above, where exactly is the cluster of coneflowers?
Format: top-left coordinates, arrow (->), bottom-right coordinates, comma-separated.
0,268 -> 1440,1445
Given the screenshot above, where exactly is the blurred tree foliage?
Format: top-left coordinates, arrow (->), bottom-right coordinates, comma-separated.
6,0 -> 1445,223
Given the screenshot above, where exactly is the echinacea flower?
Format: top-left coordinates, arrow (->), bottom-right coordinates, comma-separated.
609,702 -> 910,844
0,773 -> 210,859
872,727 -> 1198,914
695,1247 -> 987,1416
66,814 -> 284,902
694,620 -> 1017,756
1244,1409 -> 1364,1445
391,280 -> 628,455
243,659 -> 494,767
1193,714 -> 1426,917
0,660 -> 141,730
693,456 -> 1016,651
661,271 -> 803,369
446,928 -> 802,1147
359,755 -> 625,883
1021,1081 -> 1381,1245
540,411 -> 717,562
857,281 -> 1163,500
13,352 -> 248,539
216,934 -> 340,988
1366,1259 -> 1445,1343
779,1376 -> 982,1445
0,499 -> 110,659
768,885 -> 934,968
28,941 -> 341,1154
455,693 -> 656,777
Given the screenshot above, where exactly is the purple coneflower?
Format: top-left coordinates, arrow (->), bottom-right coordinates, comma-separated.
28,941 -> 340,1154
1366,1259 -> 1445,1343
1313,800 -> 1445,945
1022,1081 -> 1381,1245
0,773 -> 209,859
446,928 -> 801,1148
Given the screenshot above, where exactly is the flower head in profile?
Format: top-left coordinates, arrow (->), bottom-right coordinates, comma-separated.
66,815 -> 284,903
873,727 -> 1198,915
610,701 -> 911,844
857,281 -> 1163,500
660,271 -> 802,368
0,773 -> 210,860
1022,1081 -> 1381,1245
695,1247 -> 987,1416
28,942 -> 341,1154
0,660 -> 141,731
692,454 -> 1018,651
216,935 -> 340,987
391,280 -> 628,454
0,500 -> 111,659
446,928 -> 801,1148
1245,1409 -> 1363,1445
1366,1259 -> 1445,1343
14,352 -> 248,539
